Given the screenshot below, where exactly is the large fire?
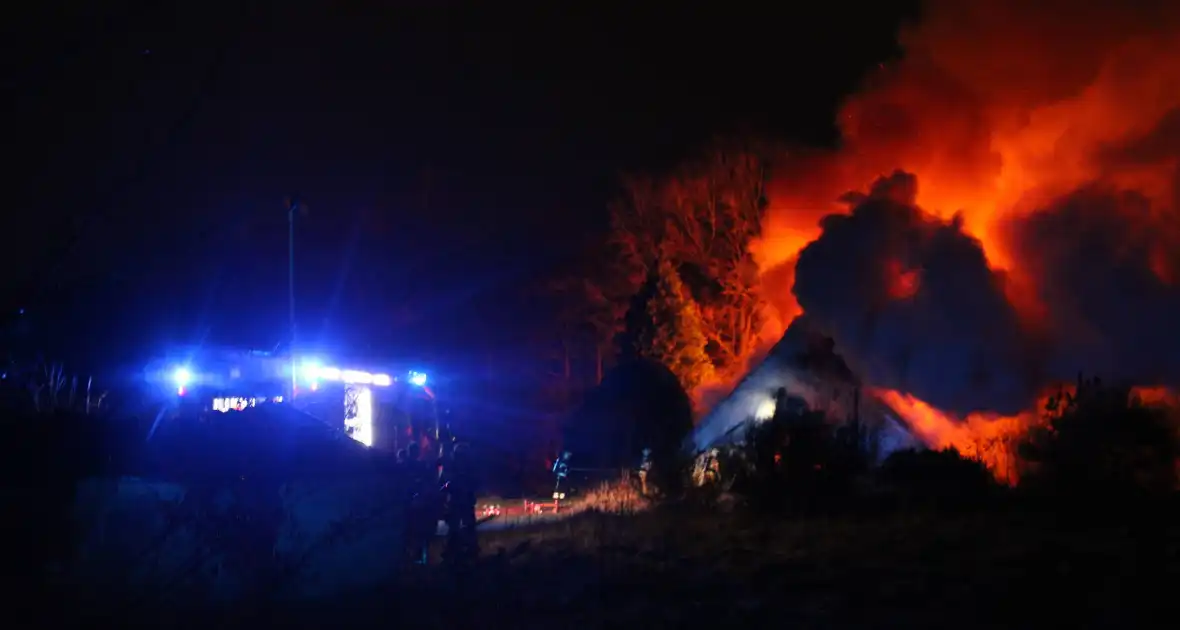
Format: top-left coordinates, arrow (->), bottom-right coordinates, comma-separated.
751,0 -> 1180,478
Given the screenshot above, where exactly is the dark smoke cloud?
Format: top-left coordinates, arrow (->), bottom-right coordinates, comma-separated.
761,0 -> 1180,419
789,171 -> 1180,417
791,171 -> 1036,416
1009,186 -> 1180,387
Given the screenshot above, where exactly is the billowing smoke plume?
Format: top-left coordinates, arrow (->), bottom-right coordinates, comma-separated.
758,0 -> 1180,418
1010,186 -> 1180,387
792,172 -> 1036,416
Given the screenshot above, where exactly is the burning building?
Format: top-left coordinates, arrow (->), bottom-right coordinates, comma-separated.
699,0 -> 1180,478
689,316 -> 920,466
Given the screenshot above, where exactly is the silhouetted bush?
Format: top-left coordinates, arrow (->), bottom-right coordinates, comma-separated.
710,393 -> 872,513
876,447 -> 996,506
565,358 -> 694,497
1019,375 -> 1179,498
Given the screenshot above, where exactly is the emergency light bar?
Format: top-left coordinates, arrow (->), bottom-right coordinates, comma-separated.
301,365 -> 394,386
298,360 -> 425,389
158,354 -> 427,398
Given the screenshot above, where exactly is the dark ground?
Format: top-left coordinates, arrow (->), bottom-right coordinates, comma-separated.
10,405 -> 1177,628
56,500 -> 1179,630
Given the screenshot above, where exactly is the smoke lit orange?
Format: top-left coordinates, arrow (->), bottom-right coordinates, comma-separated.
750,0 -> 1180,474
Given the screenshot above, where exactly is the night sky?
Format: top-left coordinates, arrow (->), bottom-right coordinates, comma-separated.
5,2 -> 915,367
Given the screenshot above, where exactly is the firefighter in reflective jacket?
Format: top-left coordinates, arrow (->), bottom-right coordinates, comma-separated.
637,448 -> 653,495
704,448 -> 721,485
552,451 -> 571,498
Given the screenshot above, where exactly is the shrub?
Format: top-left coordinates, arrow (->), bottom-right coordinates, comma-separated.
701,400 -> 872,513
876,447 -> 997,506
1019,375 -> 1179,498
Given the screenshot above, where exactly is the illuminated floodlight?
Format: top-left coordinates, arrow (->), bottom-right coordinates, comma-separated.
172,367 -> 192,387
754,398 -> 777,421
371,373 -> 392,387
408,371 -> 427,387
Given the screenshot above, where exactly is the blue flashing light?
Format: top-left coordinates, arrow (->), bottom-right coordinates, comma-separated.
173,367 -> 192,387
408,371 -> 427,387
300,359 -> 322,382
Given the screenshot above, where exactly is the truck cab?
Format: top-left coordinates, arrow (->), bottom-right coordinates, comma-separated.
145,346 -> 439,449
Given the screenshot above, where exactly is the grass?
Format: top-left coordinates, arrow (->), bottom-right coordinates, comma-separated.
468,505 -> 1174,628
476,479 -> 651,529
84,496 -> 1177,630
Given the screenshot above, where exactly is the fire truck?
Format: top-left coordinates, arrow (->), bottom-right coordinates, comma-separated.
144,346 -> 440,450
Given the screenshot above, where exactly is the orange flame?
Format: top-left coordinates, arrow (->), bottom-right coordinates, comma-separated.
875,384 -> 1178,483
755,3 -> 1180,310
746,1 -> 1180,470
872,387 -> 1033,484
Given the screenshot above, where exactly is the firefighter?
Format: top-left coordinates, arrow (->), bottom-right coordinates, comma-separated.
552,451 -> 571,499
403,442 -> 434,565
638,447 -> 653,496
704,448 -> 721,485
441,443 -> 478,564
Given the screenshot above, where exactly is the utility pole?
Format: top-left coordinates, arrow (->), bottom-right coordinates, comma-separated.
286,197 -> 301,399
